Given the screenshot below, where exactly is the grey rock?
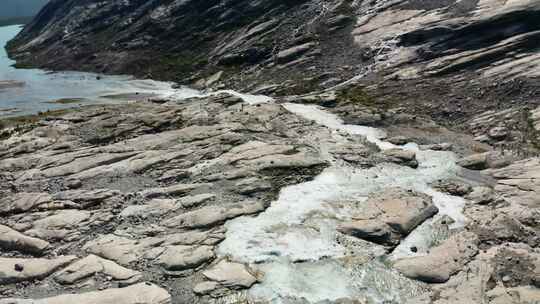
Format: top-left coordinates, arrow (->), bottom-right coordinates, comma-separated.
157,245 -> 214,271
393,232 -> 479,283
0,282 -> 171,304
0,256 -> 76,284
383,148 -> 418,168
0,225 -> 50,255
338,188 -> 438,246
163,201 -> 266,229
54,255 -> 142,285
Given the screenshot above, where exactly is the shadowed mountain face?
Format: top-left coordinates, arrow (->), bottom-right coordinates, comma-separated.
0,0 -> 49,20
7,0 -> 540,88
5,0 -> 540,125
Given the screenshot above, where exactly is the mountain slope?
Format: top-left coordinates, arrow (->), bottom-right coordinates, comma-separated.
6,0 -> 540,130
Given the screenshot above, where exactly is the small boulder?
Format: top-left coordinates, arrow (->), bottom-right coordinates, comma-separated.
383,148 -> 418,168
393,231 -> 479,283
432,179 -> 473,196
338,188 -> 438,246
466,186 -> 495,204
387,136 -> 410,145
488,126 -> 509,140
456,153 -> 489,170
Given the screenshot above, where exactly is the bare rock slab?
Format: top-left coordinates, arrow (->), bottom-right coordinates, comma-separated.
157,245 -> 214,271
0,282 -> 171,304
0,256 -> 76,285
54,254 -> 142,285
393,231 -> 479,283
338,188 -> 438,246
163,201 -> 265,229
0,224 -> 50,255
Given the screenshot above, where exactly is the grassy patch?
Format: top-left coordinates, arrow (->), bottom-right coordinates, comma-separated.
336,86 -> 377,106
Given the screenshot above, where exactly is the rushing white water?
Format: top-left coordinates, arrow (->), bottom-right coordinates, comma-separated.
218,103 -> 469,303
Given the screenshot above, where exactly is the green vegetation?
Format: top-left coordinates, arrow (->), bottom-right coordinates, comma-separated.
337,86 -> 377,106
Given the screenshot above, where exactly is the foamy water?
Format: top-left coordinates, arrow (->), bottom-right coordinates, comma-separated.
218,103 -> 469,303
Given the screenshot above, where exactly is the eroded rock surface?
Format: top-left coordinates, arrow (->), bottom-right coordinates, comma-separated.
0,96 -> 342,302
338,188 -> 438,246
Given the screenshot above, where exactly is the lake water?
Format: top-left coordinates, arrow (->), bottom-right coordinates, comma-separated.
0,24 -> 203,117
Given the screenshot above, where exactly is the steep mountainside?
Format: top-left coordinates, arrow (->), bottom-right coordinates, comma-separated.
8,0 -> 540,86
8,0 -> 540,134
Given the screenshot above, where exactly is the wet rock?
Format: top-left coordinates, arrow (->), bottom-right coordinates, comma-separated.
54,255 -> 142,285
157,245 -> 214,271
419,143 -> 453,151
0,256 -> 76,284
387,136 -> 410,145
0,282 -> 171,304
338,188 -> 438,246
0,225 -> 50,255
432,179 -> 473,196
457,153 -> 489,170
383,148 -> 418,168
393,232 -> 479,283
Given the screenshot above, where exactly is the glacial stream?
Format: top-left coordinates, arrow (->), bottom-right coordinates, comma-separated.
218,104 -> 469,303
2,23 -> 470,304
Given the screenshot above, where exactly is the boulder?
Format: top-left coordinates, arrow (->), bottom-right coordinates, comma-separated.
432,179 -> 473,196
466,186 -> 495,204
393,232 -> 479,283
387,136 -> 410,145
487,126 -> 509,140
383,148 -> 418,168
338,188 -> 438,246
0,256 -> 76,284
457,153 -> 489,170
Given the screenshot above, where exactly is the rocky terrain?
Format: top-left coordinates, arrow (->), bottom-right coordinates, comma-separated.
0,91 -> 539,303
2,0 -> 540,303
